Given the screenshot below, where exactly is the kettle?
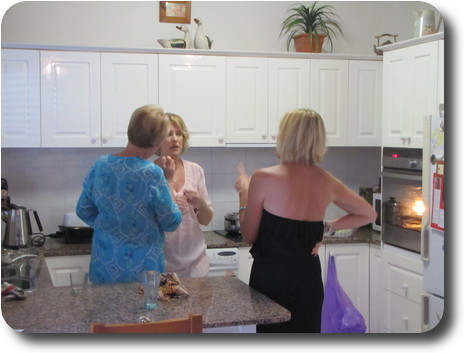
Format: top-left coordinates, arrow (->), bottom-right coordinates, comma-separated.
224,212 -> 240,234
2,204 -> 43,249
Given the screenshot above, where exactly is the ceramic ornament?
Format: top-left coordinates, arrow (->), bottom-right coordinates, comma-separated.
193,18 -> 213,49
176,25 -> 192,49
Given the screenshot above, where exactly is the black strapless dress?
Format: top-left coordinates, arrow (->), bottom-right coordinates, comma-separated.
249,209 -> 324,333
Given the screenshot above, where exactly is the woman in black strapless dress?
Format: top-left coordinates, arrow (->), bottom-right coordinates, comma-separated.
235,109 -> 376,333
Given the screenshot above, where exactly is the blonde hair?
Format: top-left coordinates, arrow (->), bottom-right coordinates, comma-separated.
276,109 -> 327,165
127,104 -> 169,148
166,113 -> 190,153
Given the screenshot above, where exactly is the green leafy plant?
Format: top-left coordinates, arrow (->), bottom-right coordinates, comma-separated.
279,2 -> 343,52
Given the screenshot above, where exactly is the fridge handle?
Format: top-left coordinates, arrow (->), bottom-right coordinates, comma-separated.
421,225 -> 430,262
421,293 -> 430,332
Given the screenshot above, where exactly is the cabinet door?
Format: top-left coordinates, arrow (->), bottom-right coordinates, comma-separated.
159,55 -> 226,146
438,40 -> 444,106
325,243 -> 370,330
268,58 -> 310,143
41,51 -> 101,147
226,57 -> 268,143
348,61 -> 382,146
310,60 -> 348,146
383,290 -> 422,333
1,49 -> 41,147
369,244 -> 382,333
382,41 -> 438,148
45,255 -> 91,287
101,53 -> 158,147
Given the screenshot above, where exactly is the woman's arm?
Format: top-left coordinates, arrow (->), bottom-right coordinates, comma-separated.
328,176 -> 377,231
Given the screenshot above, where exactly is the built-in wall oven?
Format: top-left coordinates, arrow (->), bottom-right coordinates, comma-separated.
381,147 -> 424,253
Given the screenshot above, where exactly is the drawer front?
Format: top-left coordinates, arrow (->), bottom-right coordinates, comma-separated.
383,291 -> 422,333
385,262 -> 423,302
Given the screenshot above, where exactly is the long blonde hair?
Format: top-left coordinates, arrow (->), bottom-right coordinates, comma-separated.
276,109 -> 327,165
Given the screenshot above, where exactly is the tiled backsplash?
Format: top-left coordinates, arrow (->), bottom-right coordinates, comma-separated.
1,146 -> 381,235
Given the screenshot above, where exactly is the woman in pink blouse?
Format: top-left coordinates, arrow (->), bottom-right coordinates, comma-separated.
155,113 -> 213,277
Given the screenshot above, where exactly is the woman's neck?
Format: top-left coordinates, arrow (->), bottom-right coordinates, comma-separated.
114,143 -> 155,160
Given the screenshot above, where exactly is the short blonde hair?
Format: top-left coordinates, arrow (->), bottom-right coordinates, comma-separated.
276,109 -> 327,165
166,113 -> 190,153
127,104 -> 169,148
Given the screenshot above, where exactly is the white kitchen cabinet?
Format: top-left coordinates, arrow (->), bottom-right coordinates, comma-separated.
310,60 -> 349,146
41,51 -> 101,147
101,53 -> 159,147
45,255 -> 91,287
438,39 -> 444,106
268,58 -> 311,141
381,244 -> 423,332
226,57 -> 269,143
1,49 -> 41,147
348,61 -> 382,146
382,40 -> 438,148
226,57 -> 310,144
324,243 -> 370,331
159,54 -> 226,146
238,246 -> 253,284
369,244 -> 382,333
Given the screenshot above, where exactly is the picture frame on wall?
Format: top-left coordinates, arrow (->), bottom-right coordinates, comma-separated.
159,1 -> 191,24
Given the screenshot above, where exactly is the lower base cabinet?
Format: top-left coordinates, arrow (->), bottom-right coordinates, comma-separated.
45,255 -> 90,287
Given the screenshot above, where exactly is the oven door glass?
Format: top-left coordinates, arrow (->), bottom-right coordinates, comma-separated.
381,171 -> 423,253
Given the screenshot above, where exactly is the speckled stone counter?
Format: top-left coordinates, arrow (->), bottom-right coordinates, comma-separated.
2,275 -> 290,333
40,229 -> 380,257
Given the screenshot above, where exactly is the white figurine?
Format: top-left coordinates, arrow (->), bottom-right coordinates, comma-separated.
176,25 -> 192,49
193,18 -> 213,49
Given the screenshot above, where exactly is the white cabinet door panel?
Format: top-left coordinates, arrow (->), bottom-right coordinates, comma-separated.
268,58 -> 310,142
101,53 -> 158,147
41,51 -> 101,147
348,61 -> 382,146
310,60 -> 348,146
226,57 -> 268,143
1,49 -> 41,147
159,55 -> 225,146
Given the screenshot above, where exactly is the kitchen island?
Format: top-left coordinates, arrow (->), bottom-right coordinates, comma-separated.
2,264 -> 290,333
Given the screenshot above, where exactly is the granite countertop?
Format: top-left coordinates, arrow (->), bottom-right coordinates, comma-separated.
2,270 -> 290,333
41,228 -> 380,257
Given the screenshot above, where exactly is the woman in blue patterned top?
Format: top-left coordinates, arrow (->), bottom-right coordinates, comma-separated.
76,104 -> 182,284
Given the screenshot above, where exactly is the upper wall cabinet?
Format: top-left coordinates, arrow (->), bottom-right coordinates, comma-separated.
382,41 -> 438,148
225,57 -> 269,143
1,49 -> 41,147
101,53 -> 159,147
41,51 -> 101,147
438,40 -> 444,106
348,61 -> 383,146
226,57 -> 310,144
310,60 -> 349,146
158,55 -> 226,147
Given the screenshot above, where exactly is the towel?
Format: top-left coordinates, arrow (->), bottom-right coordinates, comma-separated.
1,282 -> 26,301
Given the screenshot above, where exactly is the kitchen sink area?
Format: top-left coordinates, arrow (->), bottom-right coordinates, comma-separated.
1,252 -> 40,292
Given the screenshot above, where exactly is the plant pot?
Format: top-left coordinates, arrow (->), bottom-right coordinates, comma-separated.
293,33 -> 327,53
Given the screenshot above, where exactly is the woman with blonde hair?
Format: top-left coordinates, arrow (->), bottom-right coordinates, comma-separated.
155,113 -> 213,278
77,104 -> 182,284
235,108 -> 376,332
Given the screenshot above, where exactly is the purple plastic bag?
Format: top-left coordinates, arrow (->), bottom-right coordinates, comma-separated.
321,254 -> 366,333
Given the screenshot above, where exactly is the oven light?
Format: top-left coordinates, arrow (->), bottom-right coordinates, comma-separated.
413,199 -> 425,216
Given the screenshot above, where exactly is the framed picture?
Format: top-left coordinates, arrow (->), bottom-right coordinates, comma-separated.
159,1 -> 191,24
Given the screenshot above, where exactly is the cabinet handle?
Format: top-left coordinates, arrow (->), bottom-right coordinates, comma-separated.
402,283 -> 409,296
400,137 -> 406,144
218,136 -> 224,144
261,132 -> 267,140
90,136 -> 99,144
270,132 -> 277,140
402,316 -> 409,331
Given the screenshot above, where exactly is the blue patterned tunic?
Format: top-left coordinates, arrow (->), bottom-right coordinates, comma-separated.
76,155 -> 181,284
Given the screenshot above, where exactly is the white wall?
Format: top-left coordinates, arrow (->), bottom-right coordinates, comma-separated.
1,1 -> 442,54
1,146 -> 380,235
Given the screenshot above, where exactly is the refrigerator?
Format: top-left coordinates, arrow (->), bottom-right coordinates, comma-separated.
421,104 -> 445,332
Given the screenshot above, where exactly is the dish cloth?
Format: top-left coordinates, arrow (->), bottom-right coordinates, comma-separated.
1,282 -> 26,301
137,272 -> 190,301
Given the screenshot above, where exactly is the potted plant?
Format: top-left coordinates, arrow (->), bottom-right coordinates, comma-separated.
279,2 -> 343,53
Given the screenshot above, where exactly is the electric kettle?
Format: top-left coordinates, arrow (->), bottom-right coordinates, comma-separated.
2,204 -> 43,249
